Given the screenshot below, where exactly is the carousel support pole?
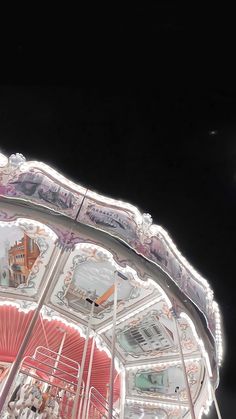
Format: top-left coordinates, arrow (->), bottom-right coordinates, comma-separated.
200,348 -> 223,419
106,384 -> 109,411
77,381 -> 85,419
119,368 -> 125,419
72,302 -> 94,419
172,310 -> 196,419
52,329 -> 67,377
0,247 -> 64,414
175,386 -> 183,419
211,387 -> 223,419
108,275 -> 118,419
83,337 -> 95,419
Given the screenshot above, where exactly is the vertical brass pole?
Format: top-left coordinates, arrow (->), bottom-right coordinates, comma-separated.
83,337 -> 95,419
108,276 -> 118,419
72,302 -> 94,418
173,312 -> 196,419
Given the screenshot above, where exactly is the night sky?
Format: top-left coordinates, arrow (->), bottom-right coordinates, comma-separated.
0,6 -> 235,418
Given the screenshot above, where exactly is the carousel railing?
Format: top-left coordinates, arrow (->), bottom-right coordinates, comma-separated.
5,345 -> 120,418
34,345 -> 80,379
85,386 -> 119,419
16,345 -> 84,418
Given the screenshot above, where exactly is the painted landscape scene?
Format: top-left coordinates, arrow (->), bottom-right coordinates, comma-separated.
0,225 -> 39,288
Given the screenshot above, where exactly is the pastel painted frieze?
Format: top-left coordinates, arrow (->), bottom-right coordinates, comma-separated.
77,197 -> 139,243
0,155 -> 85,218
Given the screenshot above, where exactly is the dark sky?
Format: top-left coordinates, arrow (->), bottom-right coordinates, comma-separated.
0,5 -> 235,418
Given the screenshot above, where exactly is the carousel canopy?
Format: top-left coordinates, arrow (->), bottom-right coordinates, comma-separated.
0,152 -> 223,419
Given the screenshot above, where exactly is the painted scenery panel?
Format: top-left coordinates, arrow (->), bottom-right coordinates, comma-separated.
0,222 -> 54,297
134,366 -> 185,394
51,245 -> 154,324
7,169 -> 84,219
0,362 -> 11,394
105,303 -> 176,361
116,313 -> 174,355
127,361 -> 202,401
0,226 -> 39,288
124,405 -> 168,419
105,299 -> 199,362
124,404 -> 182,419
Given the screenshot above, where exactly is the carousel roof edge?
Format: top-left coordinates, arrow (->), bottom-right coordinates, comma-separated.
0,152 -> 223,365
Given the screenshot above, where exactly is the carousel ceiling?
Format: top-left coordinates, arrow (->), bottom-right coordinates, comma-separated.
0,304 -> 120,403
0,152 -> 223,418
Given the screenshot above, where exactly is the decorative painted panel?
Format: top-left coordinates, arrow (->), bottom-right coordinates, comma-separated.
105,301 -> 198,362
126,360 -> 202,402
77,197 -> 139,243
124,403 -> 186,419
77,192 -> 217,342
0,155 -> 85,219
0,220 -> 55,297
106,303 -> 175,361
50,244 -> 155,326
0,362 -> 11,394
117,314 -> 173,355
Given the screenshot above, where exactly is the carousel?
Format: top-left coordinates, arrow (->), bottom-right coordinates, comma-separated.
0,152 -> 223,419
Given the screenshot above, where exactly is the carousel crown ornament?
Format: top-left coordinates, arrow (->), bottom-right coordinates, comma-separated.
0,151 -> 223,418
